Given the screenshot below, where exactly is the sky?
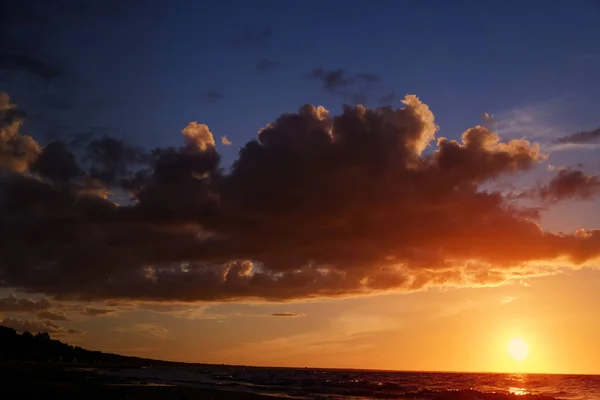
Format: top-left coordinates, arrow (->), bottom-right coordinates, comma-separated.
1,0 -> 600,374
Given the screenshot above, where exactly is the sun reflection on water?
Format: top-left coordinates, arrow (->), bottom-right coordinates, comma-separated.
508,386 -> 529,395
507,373 -> 530,396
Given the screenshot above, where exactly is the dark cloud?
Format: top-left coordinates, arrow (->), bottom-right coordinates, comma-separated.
270,313 -> 306,317
37,310 -> 71,321
0,317 -> 64,333
531,169 -> 600,202
257,58 -> 280,74
67,328 -> 84,334
0,54 -> 63,81
233,28 -> 272,47
0,0 -> 133,81
32,140 -> 81,182
84,135 -> 149,188
0,0 -> 64,81
306,68 -> 381,91
202,91 -> 223,102
1,93 -> 600,302
0,1 -> 140,145
350,92 -> 368,105
555,127 -> 600,145
34,94 -> 73,112
0,294 -> 52,312
306,68 -> 383,104
79,307 -> 116,316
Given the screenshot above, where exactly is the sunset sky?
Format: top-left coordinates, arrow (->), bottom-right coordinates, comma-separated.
1,0 -> 600,375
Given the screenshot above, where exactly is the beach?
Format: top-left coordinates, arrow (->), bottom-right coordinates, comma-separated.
0,364 -> 277,400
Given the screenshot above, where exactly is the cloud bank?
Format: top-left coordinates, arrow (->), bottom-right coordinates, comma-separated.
1,93 -> 599,302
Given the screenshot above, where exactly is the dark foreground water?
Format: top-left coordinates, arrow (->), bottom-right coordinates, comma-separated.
102,366 -> 600,399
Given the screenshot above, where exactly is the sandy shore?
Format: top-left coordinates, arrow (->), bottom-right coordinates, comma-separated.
0,363 -> 282,400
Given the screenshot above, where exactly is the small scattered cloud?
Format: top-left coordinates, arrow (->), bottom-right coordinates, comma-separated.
575,53 -> 599,62
202,90 -> 223,102
379,92 -> 396,105
512,167 -> 600,204
139,303 -> 225,320
491,100 -> 573,145
181,121 -> 216,151
34,93 -> 73,111
501,296 -> 518,305
38,310 -> 71,321
220,135 -> 232,146
270,312 -> 306,317
533,169 -> 600,203
482,112 -> 495,129
79,307 -> 116,316
0,1 -> 129,82
554,127 -> 600,146
115,323 -> 171,339
0,54 -> 64,81
350,92 -> 367,105
67,328 -> 84,335
257,58 -> 280,74
233,28 -> 272,47
306,68 -> 383,104
306,68 -> 381,92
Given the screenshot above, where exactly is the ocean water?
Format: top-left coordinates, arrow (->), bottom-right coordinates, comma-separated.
100,366 -> 600,399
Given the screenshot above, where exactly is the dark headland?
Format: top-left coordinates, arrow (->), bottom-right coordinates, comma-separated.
0,325 -> 274,399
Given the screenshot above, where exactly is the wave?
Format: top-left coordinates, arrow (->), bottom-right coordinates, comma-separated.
401,389 -> 559,400
101,367 -> 600,400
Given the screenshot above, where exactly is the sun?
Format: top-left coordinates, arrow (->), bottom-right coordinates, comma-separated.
507,337 -> 529,362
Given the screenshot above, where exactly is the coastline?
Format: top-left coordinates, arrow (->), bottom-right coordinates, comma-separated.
0,363 -> 283,400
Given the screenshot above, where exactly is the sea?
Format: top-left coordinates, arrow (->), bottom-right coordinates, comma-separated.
99,365 -> 600,399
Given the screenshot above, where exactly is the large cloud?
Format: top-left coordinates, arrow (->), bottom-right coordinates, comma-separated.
0,93 -> 599,302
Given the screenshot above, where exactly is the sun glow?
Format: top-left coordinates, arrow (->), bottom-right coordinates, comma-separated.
507,337 -> 529,362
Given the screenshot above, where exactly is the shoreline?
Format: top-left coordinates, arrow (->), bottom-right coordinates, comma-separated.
1,363 -> 285,400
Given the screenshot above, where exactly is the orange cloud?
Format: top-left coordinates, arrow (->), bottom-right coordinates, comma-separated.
221,136 -> 232,146
515,168 -> 600,204
0,93 -> 599,302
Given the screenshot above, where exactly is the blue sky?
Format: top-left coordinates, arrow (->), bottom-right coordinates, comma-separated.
9,0 -> 600,166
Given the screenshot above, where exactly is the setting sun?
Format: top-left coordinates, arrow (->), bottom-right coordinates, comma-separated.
507,337 -> 529,362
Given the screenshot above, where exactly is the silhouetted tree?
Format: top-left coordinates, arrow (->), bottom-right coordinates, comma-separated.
35,332 -> 51,341
0,325 -> 173,366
